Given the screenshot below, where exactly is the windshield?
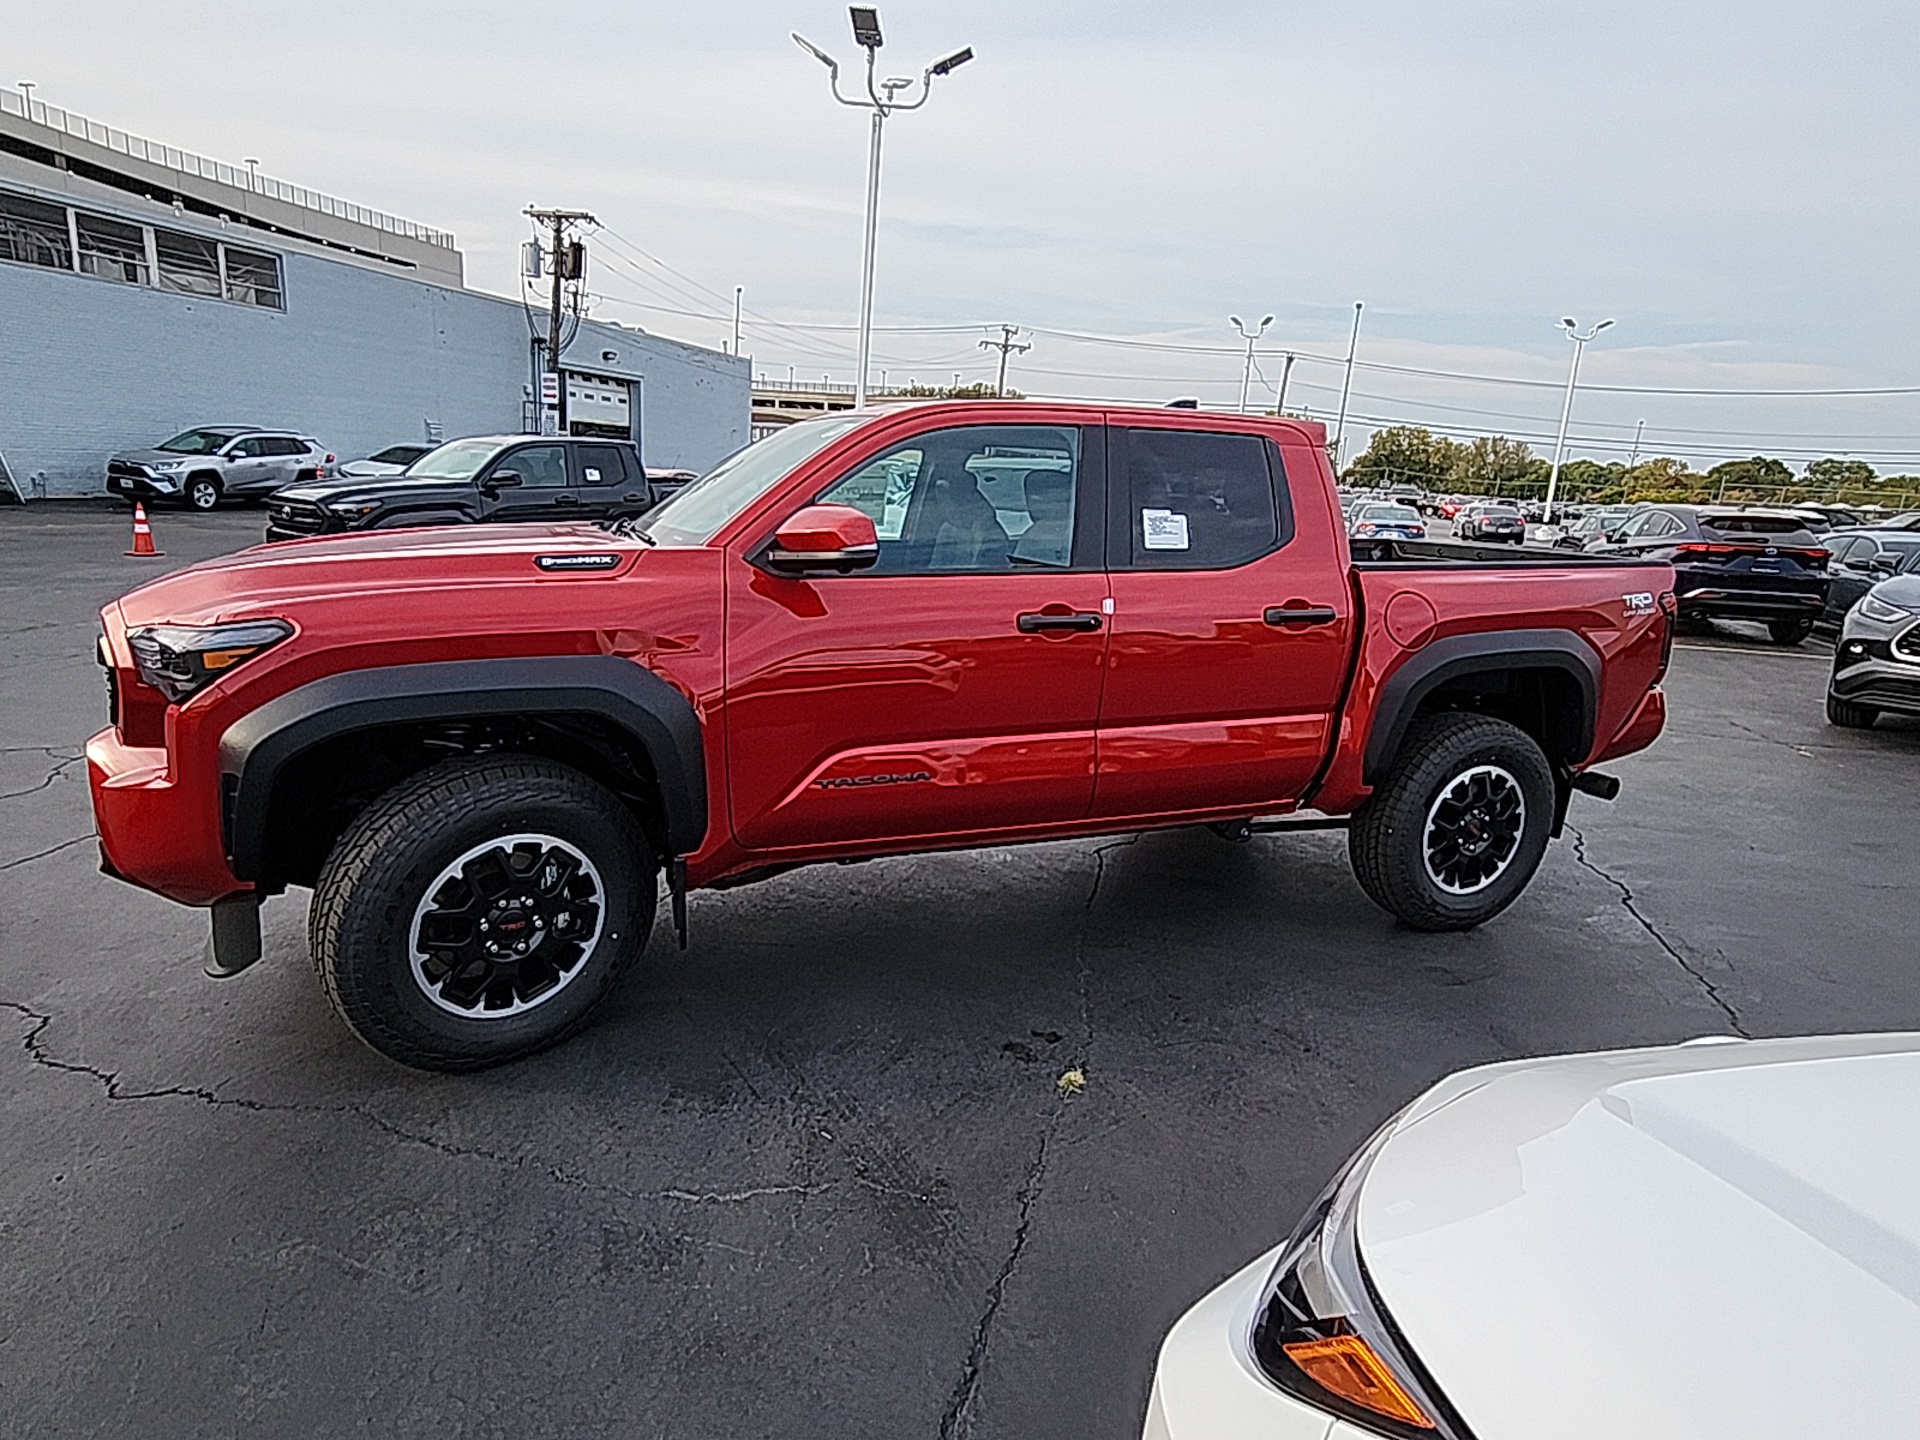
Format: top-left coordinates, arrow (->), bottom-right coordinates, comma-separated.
158,429 -> 239,454
644,415 -> 867,546
405,438 -> 508,483
369,445 -> 429,465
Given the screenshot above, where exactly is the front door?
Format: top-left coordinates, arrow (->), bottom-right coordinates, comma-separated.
725,421 -> 1109,852
1093,422 -> 1353,818
482,443 -> 576,522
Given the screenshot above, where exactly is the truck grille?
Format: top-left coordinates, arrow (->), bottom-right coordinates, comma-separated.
268,500 -> 328,534
107,460 -> 149,480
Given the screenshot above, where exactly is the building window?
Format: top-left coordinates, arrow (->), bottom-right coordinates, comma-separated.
154,227 -> 222,297
75,211 -> 149,285
222,245 -> 283,309
0,191 -> 73,270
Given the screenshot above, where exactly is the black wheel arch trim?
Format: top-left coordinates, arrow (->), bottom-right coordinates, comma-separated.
1362,628 -> 1601,786
217,656 -> 707,880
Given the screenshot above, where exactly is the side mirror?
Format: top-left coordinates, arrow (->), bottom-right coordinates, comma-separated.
764,504 -> 879,574
1869,553 -> 1898,575
483,471 -> 524,492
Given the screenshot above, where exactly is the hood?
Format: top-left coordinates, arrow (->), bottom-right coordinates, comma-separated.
1359,1033 -> 1920,1440
271,474 -> 473,508
1869,573 -> 1920,608
116,522 -> 647,629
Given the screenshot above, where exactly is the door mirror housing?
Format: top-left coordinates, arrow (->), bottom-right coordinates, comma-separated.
1869,553 -> 1899,575
483,471 -> 524,493
764,504 -> 880,574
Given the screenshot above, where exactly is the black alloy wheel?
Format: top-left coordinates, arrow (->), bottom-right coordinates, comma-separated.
1349,712 -> 1555,931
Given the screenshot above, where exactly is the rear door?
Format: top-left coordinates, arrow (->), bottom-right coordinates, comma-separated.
724,420 -> 1109,850
571,443 -> 647,518
1092,421 -> 1353,818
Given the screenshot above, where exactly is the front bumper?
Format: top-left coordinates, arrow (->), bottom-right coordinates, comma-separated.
1830,616 -> 1920,716
1144,1248 -> 1359,1440
87,725 -> 245,908
106,470 -> 181,499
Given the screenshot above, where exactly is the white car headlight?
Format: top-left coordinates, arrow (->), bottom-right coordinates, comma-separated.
1858,593 -> 1917,625
1249,1119 -> 1463,1437
152,459 -> 188,471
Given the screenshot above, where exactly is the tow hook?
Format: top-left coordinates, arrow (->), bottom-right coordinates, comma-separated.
1571,770 -> 1622,801
205,894 -> 263,978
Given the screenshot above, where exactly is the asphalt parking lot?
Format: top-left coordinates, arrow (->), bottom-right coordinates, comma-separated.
4,505 -> 1917,1439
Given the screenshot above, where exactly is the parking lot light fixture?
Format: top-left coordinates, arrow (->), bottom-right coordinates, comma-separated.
1545,317 -> 1615,525
1231,314 -> 1274,414
792,10 -> 974,407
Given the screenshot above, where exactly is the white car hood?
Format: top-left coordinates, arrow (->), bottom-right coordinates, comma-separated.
1359,1034 -> 1920,1440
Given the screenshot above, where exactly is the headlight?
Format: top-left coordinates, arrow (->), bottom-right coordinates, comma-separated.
325,501 -> 382,520
126,620 -> 293,704
1858,593 -> 1917,625
151,459 -> 187,471
1250,1120 -> 1461,1437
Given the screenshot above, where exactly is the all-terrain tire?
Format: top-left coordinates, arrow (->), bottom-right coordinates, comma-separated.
185,474 -> 223,511
1349,713 -> 1555,932
310,756 -> 656,1071
1825,692 -> 1879,729
1767,618 -> 1815,646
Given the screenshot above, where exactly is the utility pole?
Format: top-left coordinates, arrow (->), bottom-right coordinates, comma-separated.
733,286 -> 743,357
1276,351 -> 1297,414
525,208 -> 595,435
979,324 -> 1030,396
1334,302 -> 1364,468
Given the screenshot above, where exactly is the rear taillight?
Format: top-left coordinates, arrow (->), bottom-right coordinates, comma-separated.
1656,591 -> 1678,681
1673,543 -> 1749,560
1788,548 -> 1828,570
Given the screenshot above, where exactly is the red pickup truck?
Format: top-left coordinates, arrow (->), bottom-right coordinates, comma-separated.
88,403 -> 1673,1070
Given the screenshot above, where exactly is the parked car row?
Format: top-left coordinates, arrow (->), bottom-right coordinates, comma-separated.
106,426 -> 698,538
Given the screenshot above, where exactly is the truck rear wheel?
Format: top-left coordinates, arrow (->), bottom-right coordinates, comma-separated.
1349,713 -> 1555,932
310,756 -> 655,1071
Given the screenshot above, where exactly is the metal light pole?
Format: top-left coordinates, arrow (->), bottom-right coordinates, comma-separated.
1276,352 -> 1296,414
794,10 -> 973,408
1544,317 -> 1615,524
1230,314 -> 1273,414
1333,301 -> 1364,468
1628,417 -> 1645,468
243,158 -> 260,191
732,286 -> 743,357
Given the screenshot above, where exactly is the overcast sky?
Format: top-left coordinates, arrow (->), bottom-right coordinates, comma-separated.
15,1 -> 1920,469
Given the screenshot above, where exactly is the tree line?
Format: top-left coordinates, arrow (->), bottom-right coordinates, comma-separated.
1340,425 -> 1915,507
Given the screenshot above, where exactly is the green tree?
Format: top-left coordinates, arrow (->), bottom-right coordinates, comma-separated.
1343,425 -> 1462,489
1705,455 -> 1793,498
1449,435 -> 1545,492
1621,456 -> 1702,503
1805,457 -> 1876,488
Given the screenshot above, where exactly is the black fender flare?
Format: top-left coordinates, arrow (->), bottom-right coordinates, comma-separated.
1361,628 -> 1601,786
217,656 -> 707,879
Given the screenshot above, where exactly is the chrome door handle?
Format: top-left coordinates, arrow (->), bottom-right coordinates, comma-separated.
1018,611 -> 1103,634
1264,606 -> 1339,626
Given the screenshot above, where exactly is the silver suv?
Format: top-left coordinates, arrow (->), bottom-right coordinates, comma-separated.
107,427 -> 332,511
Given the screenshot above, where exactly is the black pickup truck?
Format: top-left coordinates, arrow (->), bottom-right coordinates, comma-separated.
265,435 -> 678,541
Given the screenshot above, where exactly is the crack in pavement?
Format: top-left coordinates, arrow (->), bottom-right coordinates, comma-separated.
937,836 -> 1128,1439
0,753 -> 86,801
1567,826 -> 1752,1038
0,833 -> 94,871
3,1000 -> 830,1210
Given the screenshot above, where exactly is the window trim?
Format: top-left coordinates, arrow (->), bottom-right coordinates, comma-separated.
1105,428 -> 1296,573
790,422 -> 1107,577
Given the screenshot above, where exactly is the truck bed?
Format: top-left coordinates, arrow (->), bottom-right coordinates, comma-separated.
1349,537 -> 1670,569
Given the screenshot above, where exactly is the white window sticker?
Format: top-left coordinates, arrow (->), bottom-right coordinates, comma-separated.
1141,508 -> 1190,550
583,467 -> 602,483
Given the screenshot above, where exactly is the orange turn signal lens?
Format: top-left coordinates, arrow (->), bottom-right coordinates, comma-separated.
1282,1333 -> 1436,1429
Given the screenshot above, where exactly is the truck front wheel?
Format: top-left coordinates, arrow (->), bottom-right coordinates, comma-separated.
1348,713 -> 1555,932
310,756 -> 656,1071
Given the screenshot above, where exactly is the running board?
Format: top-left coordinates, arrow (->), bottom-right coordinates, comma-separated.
1209,816 -> 1351,843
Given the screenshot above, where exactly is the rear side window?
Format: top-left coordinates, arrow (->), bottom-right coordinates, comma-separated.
1701,514 -> 1807,536
1121,429 -> 1289,570
574,444 -> 633,486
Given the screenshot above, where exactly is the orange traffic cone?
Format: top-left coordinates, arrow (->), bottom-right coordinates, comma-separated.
125,502 -> 163,557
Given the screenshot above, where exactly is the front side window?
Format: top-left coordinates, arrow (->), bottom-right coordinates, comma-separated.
815,425 -> 1082,574
496,445 -> 567,488
1122,428 -> 1285,570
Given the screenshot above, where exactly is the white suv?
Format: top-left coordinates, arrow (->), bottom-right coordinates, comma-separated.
107,427 -> 332,511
